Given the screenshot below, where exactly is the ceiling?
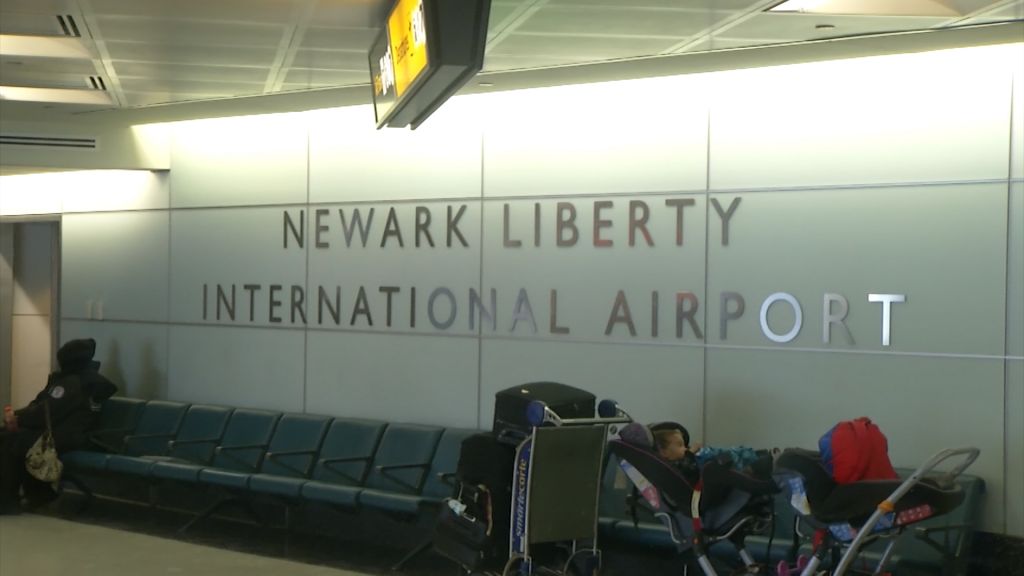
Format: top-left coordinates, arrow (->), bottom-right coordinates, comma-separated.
0,0 -> 1022,121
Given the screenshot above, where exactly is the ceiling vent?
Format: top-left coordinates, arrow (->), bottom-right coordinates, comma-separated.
56,14 -> 82,38
0,134 -> 97,149
88,76 -> 107,91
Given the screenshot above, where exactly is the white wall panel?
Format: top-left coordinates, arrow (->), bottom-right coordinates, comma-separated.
169,207 -> 307,326
705,184 -> 1007,356
480,195 -> 707,343
1007,182 -> 1024,537
60,319 -> 169,400
480,340 -> 705,435
481,76 -> 709,197
1012,47 -> 1024,181
705,349 -> 1006,533
169,114 -> 307,208
1010,182 -> 1023,359
709,47 -> 1014,189
62,211 -> 169,322
11,315 -> 51,408
167,325 -> 304,412
308,104 -> 483,203
12,222 -> 51,315
305,331 -> 478,428
62,170 -> 169,213
1008,360 -> 1024,537
306,201 -> 482,335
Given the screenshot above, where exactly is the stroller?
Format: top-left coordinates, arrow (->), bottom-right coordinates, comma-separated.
773,446 -> 979,576
602,402 -> 780,576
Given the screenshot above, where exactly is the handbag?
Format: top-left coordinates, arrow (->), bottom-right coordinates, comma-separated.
433,484 -> 493,570
25,400 -> 63,486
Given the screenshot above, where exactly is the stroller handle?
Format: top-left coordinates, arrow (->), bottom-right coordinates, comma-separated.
834,446 -> 980,575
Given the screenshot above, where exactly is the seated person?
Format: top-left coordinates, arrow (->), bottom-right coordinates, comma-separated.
653,424 -> 776,507
1,338 -> 117,514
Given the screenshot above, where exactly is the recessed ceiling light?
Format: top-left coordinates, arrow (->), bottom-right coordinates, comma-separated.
768,0 -> 962,17
0,34 -> 91,59
0,86 -> 112,105
478,82 -> 495,87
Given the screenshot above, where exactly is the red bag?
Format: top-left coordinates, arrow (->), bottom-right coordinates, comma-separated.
819,417 -> 898,484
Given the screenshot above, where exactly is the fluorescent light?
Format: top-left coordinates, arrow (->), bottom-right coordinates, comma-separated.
0,86 -> 112,105
0,34 -> 92,59
768,0 -> 962,17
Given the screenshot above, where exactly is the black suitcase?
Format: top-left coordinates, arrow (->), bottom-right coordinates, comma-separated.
454,432 -> 515,566
492,382 -> 596,444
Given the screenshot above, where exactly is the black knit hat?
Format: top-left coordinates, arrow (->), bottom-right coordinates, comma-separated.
57,338 -> 96,371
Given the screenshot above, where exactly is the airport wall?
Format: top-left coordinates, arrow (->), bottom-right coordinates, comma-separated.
2,43 -> 1020,535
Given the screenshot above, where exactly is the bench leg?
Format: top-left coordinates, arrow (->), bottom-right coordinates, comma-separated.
391,539 -> 432,572
179,496 -> 262,533
59,473 -> 95,514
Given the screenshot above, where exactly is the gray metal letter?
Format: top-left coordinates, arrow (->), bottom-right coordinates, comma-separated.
710,197 -> 741,246
550,290 -> 569,335
676,292 -> 704,340
720,291 -> 745,340
428,287 -> 457,330
868,293 -> 906,347
511,288 -> 538,333
823,293 -> 854,344
503,203 -> 522,248
759,292 -> 802,343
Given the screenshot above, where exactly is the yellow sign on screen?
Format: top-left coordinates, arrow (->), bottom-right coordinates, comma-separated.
388,0 -> 429,97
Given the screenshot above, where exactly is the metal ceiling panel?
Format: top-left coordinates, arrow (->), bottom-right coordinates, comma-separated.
517,5 -> 730,38
118,78 -> 263,95
0,11 -> 66,35
281,68 -> 366,87
113,62 -> 268,83
547,0 -> 764,8
103,40 -> 279,67
0,55 -> 96,74
481,53 -> 585,71
299,26 -> 377,51
0,0 -> 75,14
724,13 -> 951,40
681,35 -> 784,52
0,68 -> 96,89
961,0 -> 1024,23
308,1 -> 388,29
491,33 -> 684,59
93,16 -> 286,47
86,0 -> 300,23
290,48 -> 368,71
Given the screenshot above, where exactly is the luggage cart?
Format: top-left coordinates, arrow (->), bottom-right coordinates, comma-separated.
497,398 -> 630,576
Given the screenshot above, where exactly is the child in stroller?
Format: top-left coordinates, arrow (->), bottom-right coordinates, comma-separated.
610,421 -> 780,575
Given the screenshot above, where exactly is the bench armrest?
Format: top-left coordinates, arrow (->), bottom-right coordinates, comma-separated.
376,462 -> 430,472
168,437 -> 220,448
320,455 -> 372,465
377,462 -> 431,492
216,443 -> 269,452
266,449 -> 317,476
214,443 -> 269,471
267,448 -> 317,458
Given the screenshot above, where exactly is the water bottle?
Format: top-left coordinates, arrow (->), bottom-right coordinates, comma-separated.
3,405 -> 17,432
